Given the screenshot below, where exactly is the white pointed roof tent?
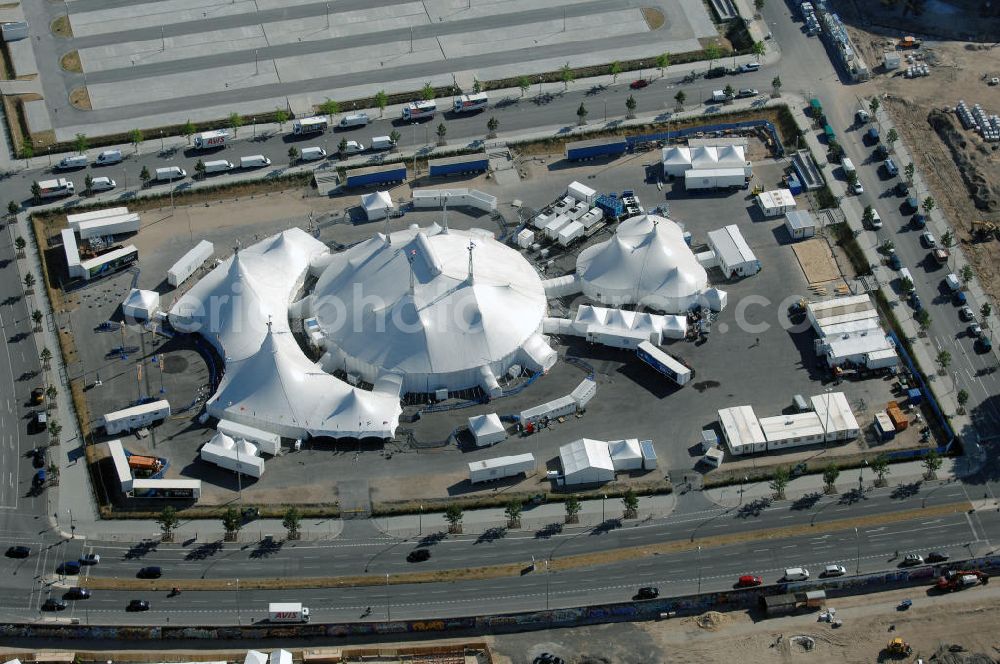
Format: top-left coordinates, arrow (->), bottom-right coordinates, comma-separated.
567,304 -> 687,347
560,438 -> 615,485
576,214 -> 711,314
244,651 -> 267,664
121,288 -> 160,321
662,144 -> 749,177
269,650 -> 292,664
361,190 -> 395,221
303,224 -> 555,396
609,438 -> 643,470
468,412 -> 507,447
199,431 -> 266,478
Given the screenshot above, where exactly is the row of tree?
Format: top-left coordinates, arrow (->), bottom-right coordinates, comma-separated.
769,452 -> 942,499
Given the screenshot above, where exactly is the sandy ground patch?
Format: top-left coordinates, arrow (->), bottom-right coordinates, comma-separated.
792,237 -> 842,284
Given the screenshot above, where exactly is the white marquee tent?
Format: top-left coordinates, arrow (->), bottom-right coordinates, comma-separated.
609,438 -> 643,471
560,438 -> 615,485
468,413 -> 507,446
361,191 -> 395,221
122,288 -> 159,321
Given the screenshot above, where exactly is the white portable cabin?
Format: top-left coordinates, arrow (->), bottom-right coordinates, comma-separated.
532,212 -> 553,230
560,439 -> 615,485
609,438 -> 643,471
570,378 -> 597,409
520,395 -> 577,426
544,214 -> 572,240
703,446 -> 724,468
516,228 -> 535,249
102,399 -> 171,435
718,405 -> 766,455
567,180 -> 597,205
579,207 -> 604,230
810,391 -> 860,441
468,413 -> 507,447
77,213 -> 140,240
784,210 -> 817,240
639,439 -> 657,469
755,189 -> 796,217
565,202 -> 589,221
758,412 -> 827,451
468,453 -> 535,483
707,225 -> 761,279
216,419 -> 282,455
167,240 -> 214,287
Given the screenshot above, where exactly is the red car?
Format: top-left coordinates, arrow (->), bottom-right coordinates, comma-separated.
629,79 -> 649,89
736,575 -> 763,587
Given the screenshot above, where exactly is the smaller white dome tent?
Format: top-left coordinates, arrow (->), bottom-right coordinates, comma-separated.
121,288 -> 160,321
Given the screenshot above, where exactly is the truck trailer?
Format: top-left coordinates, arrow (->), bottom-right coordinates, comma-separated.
636,340 -> 692,386
102,400 -> 171,435
684,168 -> 747,190
428,153 -> 489,177
268,602 -> 310,623
344,164 -> 406,188
402,101 -> 437,121
192,130 -> 230,150
565,137 -> 628,161
292,117 -> 328,135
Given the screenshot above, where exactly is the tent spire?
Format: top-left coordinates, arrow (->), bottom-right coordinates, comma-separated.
406,250 -> 415,294
467,240 -> 476,284
441,196 -> 449,234
384,216 -> 391,245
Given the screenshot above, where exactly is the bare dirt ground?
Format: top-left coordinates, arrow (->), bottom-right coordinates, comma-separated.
842,30 -> 1000,303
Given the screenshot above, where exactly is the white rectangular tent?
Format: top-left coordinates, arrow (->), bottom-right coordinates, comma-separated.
560,438 -> 615,485
468,413 -> 507,446
361,191 -> 395,221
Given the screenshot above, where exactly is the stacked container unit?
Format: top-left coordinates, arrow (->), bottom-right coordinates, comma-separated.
886,400 -> 908,431
874,412 -> 895,441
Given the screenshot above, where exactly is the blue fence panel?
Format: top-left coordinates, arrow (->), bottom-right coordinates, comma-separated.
626,119 -> 784,157
888,330 -> 954,442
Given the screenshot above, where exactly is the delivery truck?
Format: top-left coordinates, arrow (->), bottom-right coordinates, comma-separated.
193,130 -> 230,150
292,116 -> 328,135
453,93 -> 488,113
268,602 -> 310,623
203,160 -> 234,173
37,178 -> 75,199
402,100 -> 436,121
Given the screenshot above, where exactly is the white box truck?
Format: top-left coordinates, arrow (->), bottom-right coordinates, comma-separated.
338,113 -> 369,129
293,116 -> 327,135
193,130 -> 230,150
203,160 -> 234,173
155,167 -> 186,181
37,178 -> 75,199
268,602 -> 310,623
453,93 -> 488,113
402,100 -> 436,121
711,90 -> 728,102
370,136 -> 394,151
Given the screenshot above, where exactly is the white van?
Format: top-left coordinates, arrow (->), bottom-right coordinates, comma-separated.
944,273 -> 961,292
203,160 -> 234,173
338,113 -> 369,129
89,176 -> 116,192
95,149 -> 123,166
782,567 -> 810,582
340,140 -> 364,155
240,155 -> 271,169
841,158 -> 856,175
898,267 -> 914,290
370,136 -> 394,151
155,166 -> 186,182
56,155 -> 88,170
299,147 -> 327,161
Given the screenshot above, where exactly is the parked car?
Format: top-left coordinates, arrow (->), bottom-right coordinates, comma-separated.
5,546 -> 30,558
635,586 -> 659,600
30,387 -> 44,404
629,79 -> 649,89
137,566 -> 162,579
968,323 -> 982,338
58,561 -> 81,575
736,88 -> 758,98
42,598 -> 68,611
958,306 -> 975,322
852,181 -> 864,195
900,553 -> 924,567
920,231 -> 936,248
65,587 -> 91,600
740,62 -> 761,72
31,447 -> 46,468
821,564 -> 847,578
406,549 -> 431,563
80,553 -> 101,565
127,599 -> 150,612
736,575 -> 763,587
705,67 -> 727,79
870,210 -> 883,229
926,552 -> 950,563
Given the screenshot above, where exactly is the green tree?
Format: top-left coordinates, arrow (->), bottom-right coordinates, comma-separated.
922,196 -> 935,214
936,349 -> 951,372
904,162 -> 915,182
7,200 -> 19,219
129,128 -> 144,153
228,112 -> 243,137
561,62 -> 574,89
518,76 -> 531,97
564,495 -> 581,523
961,264 -> 974,285
444,504 -> 464,533
771,75 -> 782,97
922,449 -> 942,478
388,130 -> 401,148
139,165 -> 151,186
704,43 -> 722,69
32,309 -> 43,329
869,97 -> 880,115
674,89 -> 687,110
846,171 -> 859,190
486,116 -> 499,137
941,230 -> 955,247
981,302 -> 992,322
287,146 -> 299,164
48,420 -> 61,443
23,272 -> 35,291
84,173 -> 93,194
576,102 -> 588,124
282,506 -> 302,539
182,119 -> 195,144
319,98 -> 340,123
886,127 -> 898,147
504,499 -> 523,528
46,384 -> 57,401
915,308 -> 931,332
754,0 -> 765,10
769,466 -> 790,499
957,388 -> 969,412
822,464 -> 840,492
30,181 -> 41,204
900,276 -> 914,293
622,489 -> 639,518
374,90 -> 388,117
870,454 -> 890,486
156,506 -> 179,539
194,159 -> 206,179
222,506 -> 242,538
752,41 -> 766,59
609,60 -> 622,82
723,83 -> 735,101
472,78 -> 482,94
274,107 -> 289,130
625,94 -> 637,118
421,82 -> 435,101
338,137 -> 348,156
863,205 -> 875,225
436,122 -> 447,145
14,236 -> 26,255
74,133 -> 88,155
20,138 -> 33,167
39,346 -> 51,368
656,51 -> 671,77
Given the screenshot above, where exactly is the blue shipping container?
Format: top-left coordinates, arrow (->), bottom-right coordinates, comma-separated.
565,137 -> 628,161
594,194 -> 624,218
345,165 -> 406,188
906,388 -> 922,405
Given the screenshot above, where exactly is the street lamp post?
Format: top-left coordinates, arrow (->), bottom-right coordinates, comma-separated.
67,508 -> 75,538
602,494 -> 607,522
252,117 -> 256,139
739,475 -> 748,504
385,573 -> 391,621
697,545 -> 703,593
544,559 -> 551,610
419,505 -> 423,535
854,527 -> 861,574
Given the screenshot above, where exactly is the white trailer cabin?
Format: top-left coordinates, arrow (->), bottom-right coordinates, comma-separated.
718,405 -> 766,455
810,391 -> 860,441
707,224 -> 761,279
570,378 -> 597,409
759,412 -> 827,451
640,439 -> 657,469
520,395 -> 578,426
167,240 -> 214,287
102,400 -> 171,435
784,210 -> 817,240
468,453 -> 535,483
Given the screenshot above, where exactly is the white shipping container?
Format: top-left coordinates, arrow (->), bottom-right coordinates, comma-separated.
102,400 -> 171,435
516,228 -> 535,249
533,212 -> 553,230
565,202 -> 589,221
67,207 -> 129,229
468,453 -> 536,483
557,220 -> 584,246
579,207 -> 604,230
167,240 -> 214,287
544,214 -> 572,240
567,180 -> 597,205
76,213 -> 140,240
